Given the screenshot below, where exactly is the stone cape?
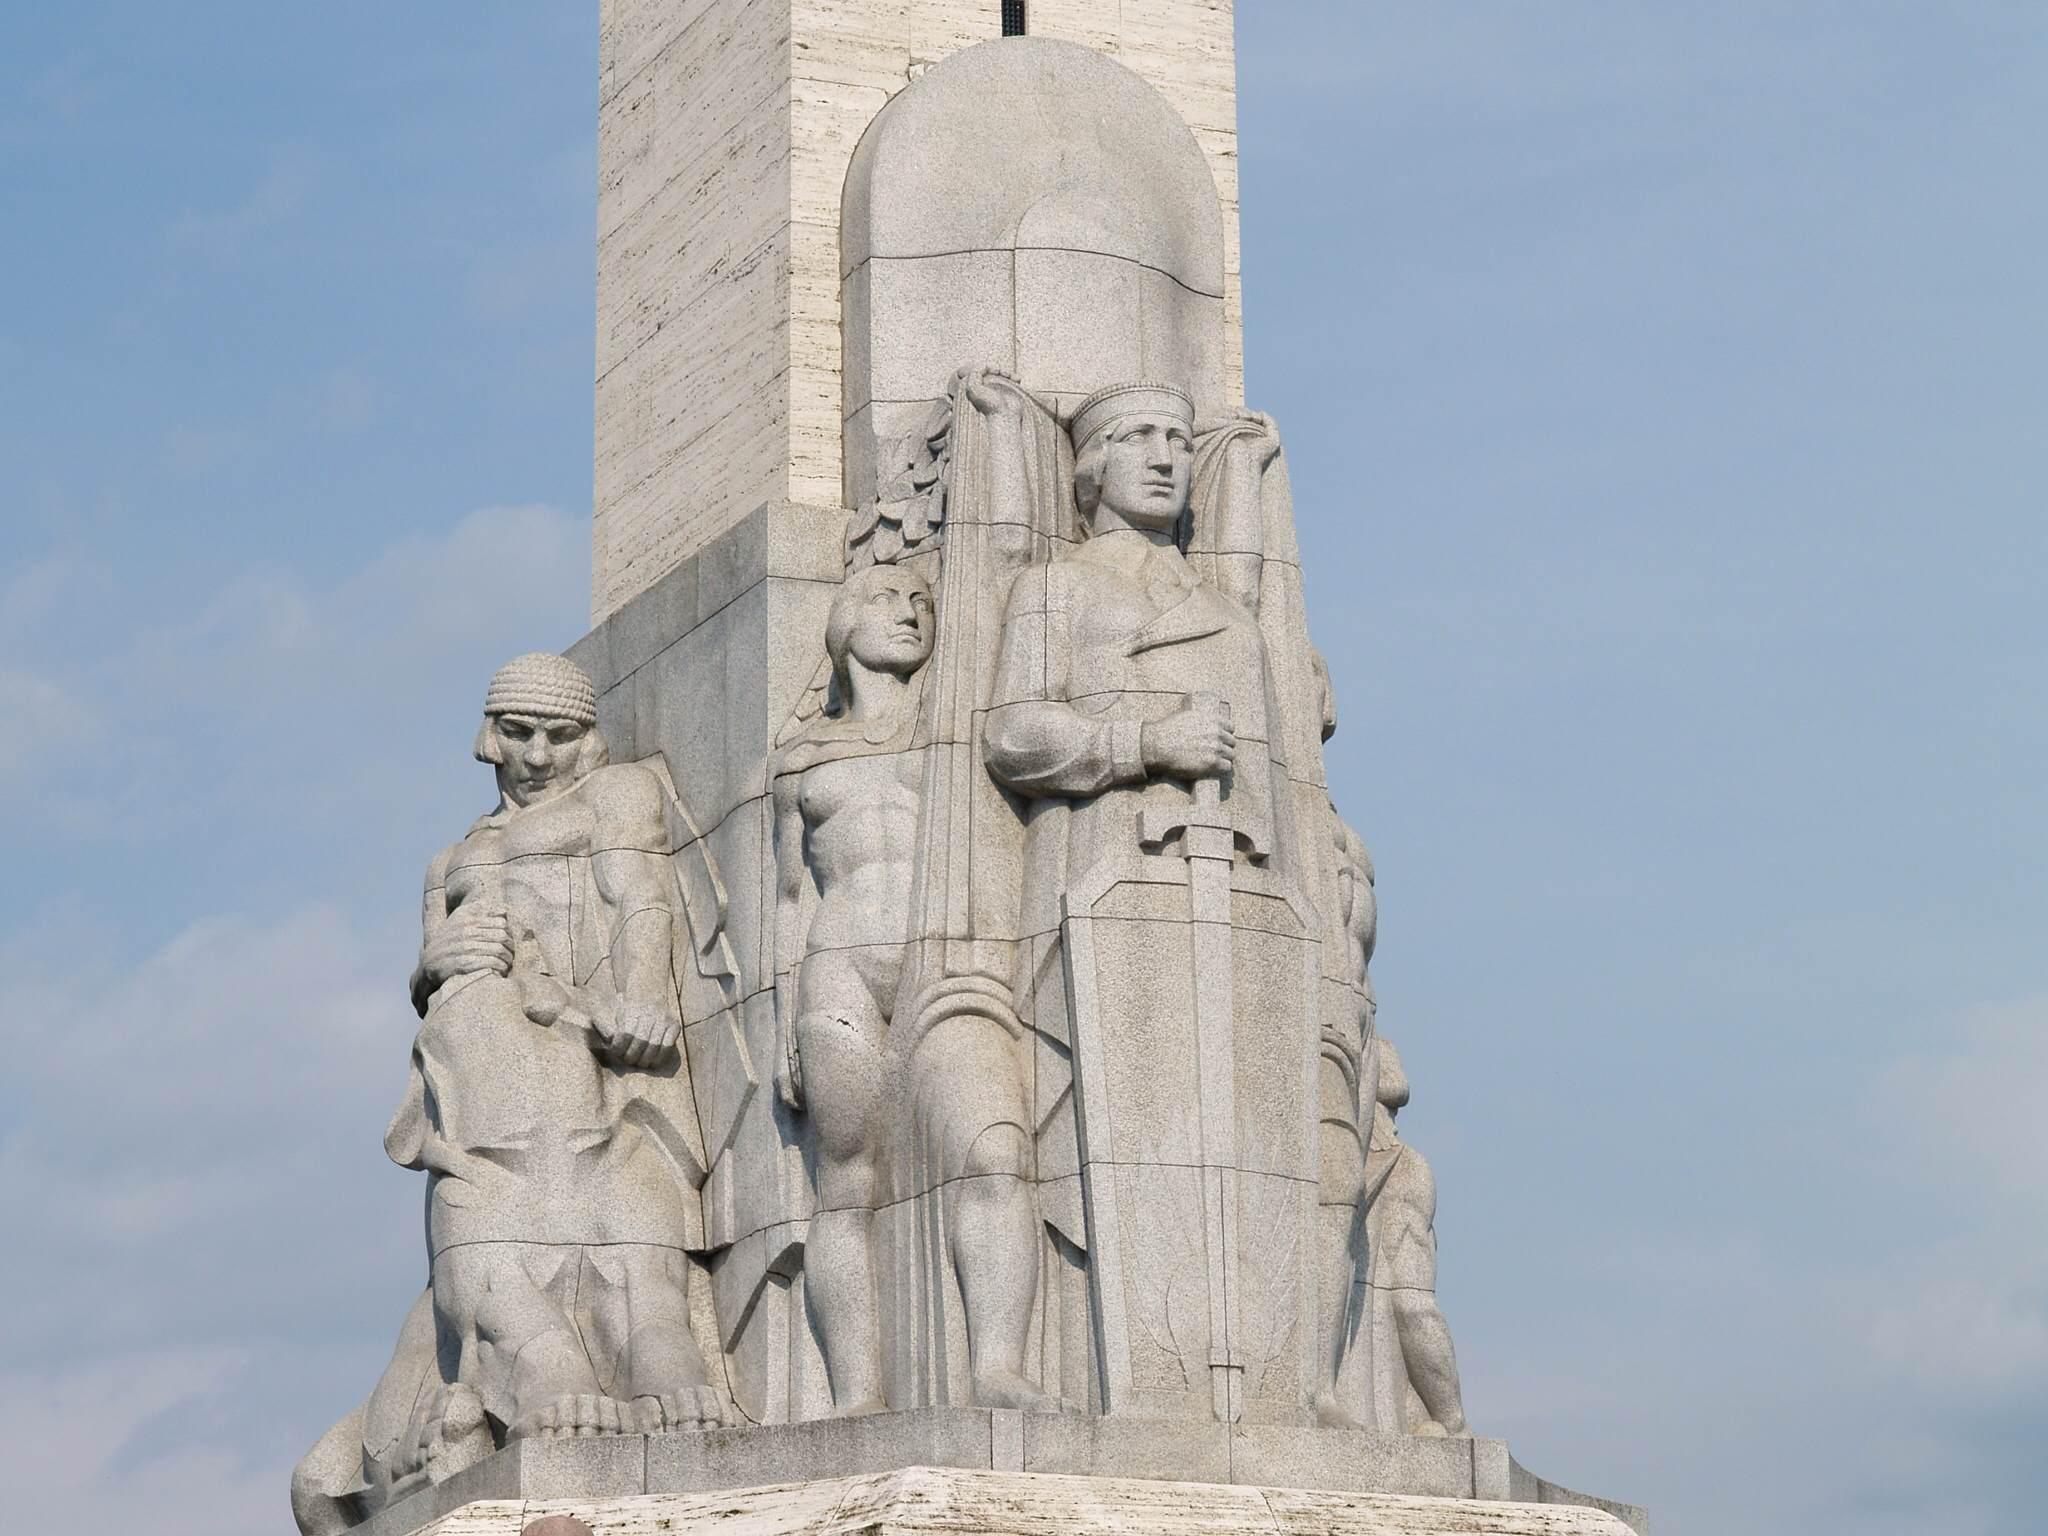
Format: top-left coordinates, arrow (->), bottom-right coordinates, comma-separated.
293,19 -> 1646,1536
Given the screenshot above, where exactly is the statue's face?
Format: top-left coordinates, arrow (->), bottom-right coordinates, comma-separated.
1095,412 -> 1192,532
489,713 -> 593,807
845,568 -> 936,678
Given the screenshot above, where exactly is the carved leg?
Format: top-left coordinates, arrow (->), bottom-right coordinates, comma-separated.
922,1018 -> 1051,1411
610,1246 -> 731,1432
795,991 -> 888,1415
1391,1288 -> 1468,1436
440,1245 -> 602,1439
947,1120 -> 1052,1410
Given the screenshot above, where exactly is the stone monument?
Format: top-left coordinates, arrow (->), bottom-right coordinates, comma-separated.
294,9 -> 1646,1534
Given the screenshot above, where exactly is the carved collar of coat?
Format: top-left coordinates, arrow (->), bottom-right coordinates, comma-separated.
1071,534 -> 1236,656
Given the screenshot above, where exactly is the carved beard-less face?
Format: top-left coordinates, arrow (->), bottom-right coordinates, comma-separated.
844,568 -> 936,679
489,714 -> 595,808
1093,412 -> 1193,534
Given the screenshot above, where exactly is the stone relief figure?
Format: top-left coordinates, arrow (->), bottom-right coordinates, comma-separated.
292,653 -> 728,1536
771,564 -> 934,1413
772,557 -> 1051,1414
1314,809 -> 1380,1426
1365,1035 -> 1470,1437
982,379 -> 1326,1423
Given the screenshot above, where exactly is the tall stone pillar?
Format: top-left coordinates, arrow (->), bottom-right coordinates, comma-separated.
593,0 -> 1243,620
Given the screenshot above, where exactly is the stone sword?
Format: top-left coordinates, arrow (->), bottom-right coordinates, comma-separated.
1139,691 -> 1248,1424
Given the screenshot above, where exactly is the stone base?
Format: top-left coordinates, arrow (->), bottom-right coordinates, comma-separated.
353,1411 -> 1644,1536
411,1465 -> 1635,1536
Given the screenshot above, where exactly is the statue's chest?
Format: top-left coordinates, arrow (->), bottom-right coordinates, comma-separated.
800,749 -> 920,825
444,796 -> 597,919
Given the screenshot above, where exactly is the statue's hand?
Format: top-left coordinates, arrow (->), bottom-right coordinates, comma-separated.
1142,695 -> 1237,781
1238,408 -> 1282,468
962,364 -> 1024,418
600,996 -> 681,1070
418,905 -> 511,990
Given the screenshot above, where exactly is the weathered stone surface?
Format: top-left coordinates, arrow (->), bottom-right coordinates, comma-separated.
406,1465 -> 1637,1536
595,6 -> 1244,617
301,19 -> 1646,1536
291,655 -> 739,1536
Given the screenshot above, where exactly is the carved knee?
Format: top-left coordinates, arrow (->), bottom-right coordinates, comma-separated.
958,1120 -> 1030,1184
1318,1118 -> 1366,1208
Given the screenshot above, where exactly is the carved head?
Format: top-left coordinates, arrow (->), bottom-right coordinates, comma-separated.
473,652 -> 610,808
825,562 -> 936,707
1374,1036 -> 1410,1115
1069,382 -> 1195,535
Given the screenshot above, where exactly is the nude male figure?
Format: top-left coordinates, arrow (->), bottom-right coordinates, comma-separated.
1367,1036 -> 1470,1436
774,563 -> 1048,1413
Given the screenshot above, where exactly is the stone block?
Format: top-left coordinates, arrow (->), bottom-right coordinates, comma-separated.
1013,247 -> 1147,399
850,251 -> 1018,416
397,1464 -> 1639,1536
644,1408 -> 998,1492
1022,1410 -> 1231,1485
1226,1422 -> 1481,1502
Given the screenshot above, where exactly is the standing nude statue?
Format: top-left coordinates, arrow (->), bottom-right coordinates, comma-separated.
1367,1035 -> 1470,1436
773,561 -> 1048,1413
1315,810 -> 1379,1425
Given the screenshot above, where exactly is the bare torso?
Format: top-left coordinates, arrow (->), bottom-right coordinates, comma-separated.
799,747 -> 923,958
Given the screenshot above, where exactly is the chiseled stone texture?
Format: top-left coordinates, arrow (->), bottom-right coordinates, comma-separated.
354,1417 -> 1644,1536
594,2 -> 1241,620
840,39 -> 1234,518
574,498 -> 850,1426
407,1464 -> 1637,1536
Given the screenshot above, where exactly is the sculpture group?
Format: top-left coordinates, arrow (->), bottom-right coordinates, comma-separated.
291,36 -> 1479,1536
294,369 -> 1467,1533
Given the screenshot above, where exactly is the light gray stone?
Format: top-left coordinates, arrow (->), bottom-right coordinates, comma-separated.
1363,1037 -> 1470,1440
841,39 -> 1235,458
397,1464 -> 1637,1536
305,21 -> 1645,1535
293,655 -> 735,1536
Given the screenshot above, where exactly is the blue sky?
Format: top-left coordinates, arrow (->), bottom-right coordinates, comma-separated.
3,5 -> 2044,1533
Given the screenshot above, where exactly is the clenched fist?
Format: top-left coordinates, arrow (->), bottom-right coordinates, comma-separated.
599,996 -> 682,1070
1142,693 -> 1236,781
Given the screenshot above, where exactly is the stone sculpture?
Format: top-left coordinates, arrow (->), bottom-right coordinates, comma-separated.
1315,808 -> 1380,1426
771,563 -> 935,1413
292,654 -> 729,1534
291,32 -> 1654,1535
1365,1037 -> 1470,1437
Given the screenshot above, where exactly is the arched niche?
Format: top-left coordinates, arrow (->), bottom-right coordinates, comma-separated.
840,37 -> 1230,506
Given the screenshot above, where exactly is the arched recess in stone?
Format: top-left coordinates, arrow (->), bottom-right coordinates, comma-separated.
839,37 -> 1229,507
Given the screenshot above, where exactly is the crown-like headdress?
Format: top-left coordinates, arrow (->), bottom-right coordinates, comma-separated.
1067,382 -> 1195,452
482,652 -> 597,725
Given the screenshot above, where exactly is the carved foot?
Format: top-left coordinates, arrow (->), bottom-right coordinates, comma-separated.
971,1368 -> 1055,1412
1312,1389 -> 1365,1430
398,1383 -> 493,1487
518,1393 -> 635,1440
634,1386 -> 734,1433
